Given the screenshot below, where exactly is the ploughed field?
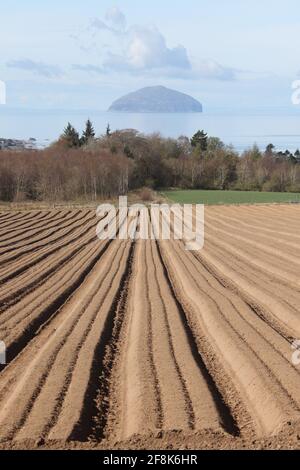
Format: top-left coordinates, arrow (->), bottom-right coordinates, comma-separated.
0,205 -> 300,449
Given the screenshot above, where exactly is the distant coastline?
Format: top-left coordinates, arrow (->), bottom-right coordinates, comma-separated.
1,107 -> 300,153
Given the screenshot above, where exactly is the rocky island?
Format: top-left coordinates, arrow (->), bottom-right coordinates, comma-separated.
108,86 -> 203,113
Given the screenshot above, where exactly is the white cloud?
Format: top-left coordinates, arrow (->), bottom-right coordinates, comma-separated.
90,8 -> 126,36
105,7 -> 126,31
90,18 -> 116,33
104,25 -> 191,72
6,59 -> 62,78
195,60 -> 236,81
77,8 -> 238,81
72,63 -> 105,74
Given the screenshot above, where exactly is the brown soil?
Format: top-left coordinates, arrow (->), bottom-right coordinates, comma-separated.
0,205 -> 299,450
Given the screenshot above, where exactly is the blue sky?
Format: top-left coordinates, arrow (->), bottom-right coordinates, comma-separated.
1,0 -> 300,110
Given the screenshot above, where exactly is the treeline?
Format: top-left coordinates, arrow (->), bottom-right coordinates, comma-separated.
1,122 -> 300,202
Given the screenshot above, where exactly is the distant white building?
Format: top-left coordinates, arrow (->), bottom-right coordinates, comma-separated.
0,138 -> 32,150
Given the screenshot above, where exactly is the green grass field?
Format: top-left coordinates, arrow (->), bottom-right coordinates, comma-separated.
162,190 -> 300,205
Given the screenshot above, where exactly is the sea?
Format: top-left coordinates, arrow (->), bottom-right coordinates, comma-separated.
1,106 -> 300,153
